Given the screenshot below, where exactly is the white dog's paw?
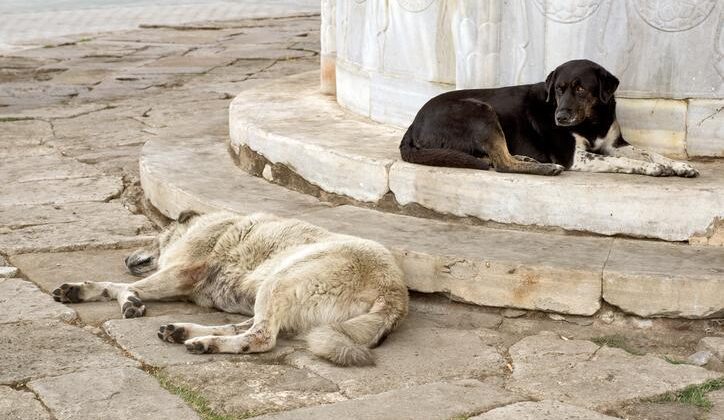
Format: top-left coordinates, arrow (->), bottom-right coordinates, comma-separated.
670,161 -> 699,178
121,295 -> 145,318
52,283 -> 83,303
185,337 -> 216,354
158,323 -> 188,343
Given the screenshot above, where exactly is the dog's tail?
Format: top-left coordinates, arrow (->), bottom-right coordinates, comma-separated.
306,297 -> 407,366
399,130 -> 490,170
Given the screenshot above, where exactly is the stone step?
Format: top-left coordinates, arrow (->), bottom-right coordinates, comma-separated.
140,135 -> 724,318
228,71 -> 724,243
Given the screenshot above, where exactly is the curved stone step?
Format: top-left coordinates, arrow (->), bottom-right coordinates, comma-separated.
140,136 -> 724,318
229,71 -> 724,242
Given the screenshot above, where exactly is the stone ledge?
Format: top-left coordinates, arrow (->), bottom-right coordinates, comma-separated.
228,71 -> 724,242
139,135 -> 724,318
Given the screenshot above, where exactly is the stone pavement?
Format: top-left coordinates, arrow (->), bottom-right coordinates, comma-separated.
1,13 -> 723,420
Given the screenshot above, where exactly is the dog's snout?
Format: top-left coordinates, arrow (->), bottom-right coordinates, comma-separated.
556,109 -> 572,122
124,255 -> 130,267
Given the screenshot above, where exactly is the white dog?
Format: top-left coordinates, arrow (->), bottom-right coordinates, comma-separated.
53,211 -> 409,366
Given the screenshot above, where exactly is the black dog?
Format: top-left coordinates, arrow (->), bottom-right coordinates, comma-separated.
400,59 -> 697,177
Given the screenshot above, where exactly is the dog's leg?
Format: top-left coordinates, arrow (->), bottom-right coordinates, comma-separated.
184,276 -> 284,354
604,145 -> 698,177
184,320 -> 278,354
53,264 -> 200,318
569,147 -> 672,176
158,319 -> 253,343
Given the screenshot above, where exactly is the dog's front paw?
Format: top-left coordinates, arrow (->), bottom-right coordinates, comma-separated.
671,161 -> 699,178
158,324 -> 187,343
185,337 -> 217,354
545,164 -> 565,176
52,283 -> 83,303
121,295 -> 145,318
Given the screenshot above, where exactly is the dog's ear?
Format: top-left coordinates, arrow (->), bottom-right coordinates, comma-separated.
544,69 -> 557,103
597,67 -> 619,104
177,210 -> 200,224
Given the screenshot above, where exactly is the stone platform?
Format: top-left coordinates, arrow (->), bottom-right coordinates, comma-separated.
140,135 -> 724,318
229,72 -> 724,243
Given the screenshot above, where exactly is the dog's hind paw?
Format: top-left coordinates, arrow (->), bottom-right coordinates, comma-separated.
121,295 -> 145,318
543,164 -> 565,176
184,337 -> 217,354
671,162 -> 699,178
158,324 -> 187,343
52,283 -> 83,303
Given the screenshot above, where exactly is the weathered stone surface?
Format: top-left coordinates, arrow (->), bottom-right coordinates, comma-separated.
288,324 -> 504,398
0,386 -> 51,420
162,361 -> 344,417
0,320 -> 136,384
471,400 -> 619,420
0,266 -> 18,278
229,71 -> 401,202
140,136 -> 325,220
254,380 -> 524,420
27,367 -> 198,420
407,293 -> 502,330
687,100 -> 724,157
0,176 -> 123,206
103,313 -> 299,367
603,239 -> 724,318
389,160 -> 724,242
301,205 -> 606,315
0,202 -> 153,254
506,333 -> 720,411
709,389 -> 724,420
132,55 -> 234,75
0,278 -> 76,323
2,153 -> 101,183
616,401 -> 705,420
698,337 -> 724,360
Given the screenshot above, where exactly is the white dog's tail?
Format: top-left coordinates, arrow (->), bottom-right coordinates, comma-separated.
306,299 -> 406,366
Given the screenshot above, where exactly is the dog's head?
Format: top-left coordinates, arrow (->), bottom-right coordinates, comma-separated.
545,59 -> 619,127
124,210 -> 201,276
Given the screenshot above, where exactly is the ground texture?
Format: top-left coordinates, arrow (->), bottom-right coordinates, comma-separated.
1,14 -> 723,420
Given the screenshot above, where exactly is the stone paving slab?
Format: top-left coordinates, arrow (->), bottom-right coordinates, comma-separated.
0,202 -> 153,254
506,332 -> 721,411
603,239 -> 724,318
11,248 -> 217,325
0,176 -> 123,207
407,293 -> 502,330
103,313 -> 300,367
709,389 -> 724,420
301,205 -> 607,316
470,400 -> 620,420
27,367 -> 198,420
0,385 -> 51,420
698,337 -> 724,360
287,324 -> 504,398
0,320 -> 137,385
0,278 -> 76,323
2,153 -> 101,183
253,379 -> 524,420
140,135 -> 327,220
161,361 -> 345,418
0,266 -> 19,277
